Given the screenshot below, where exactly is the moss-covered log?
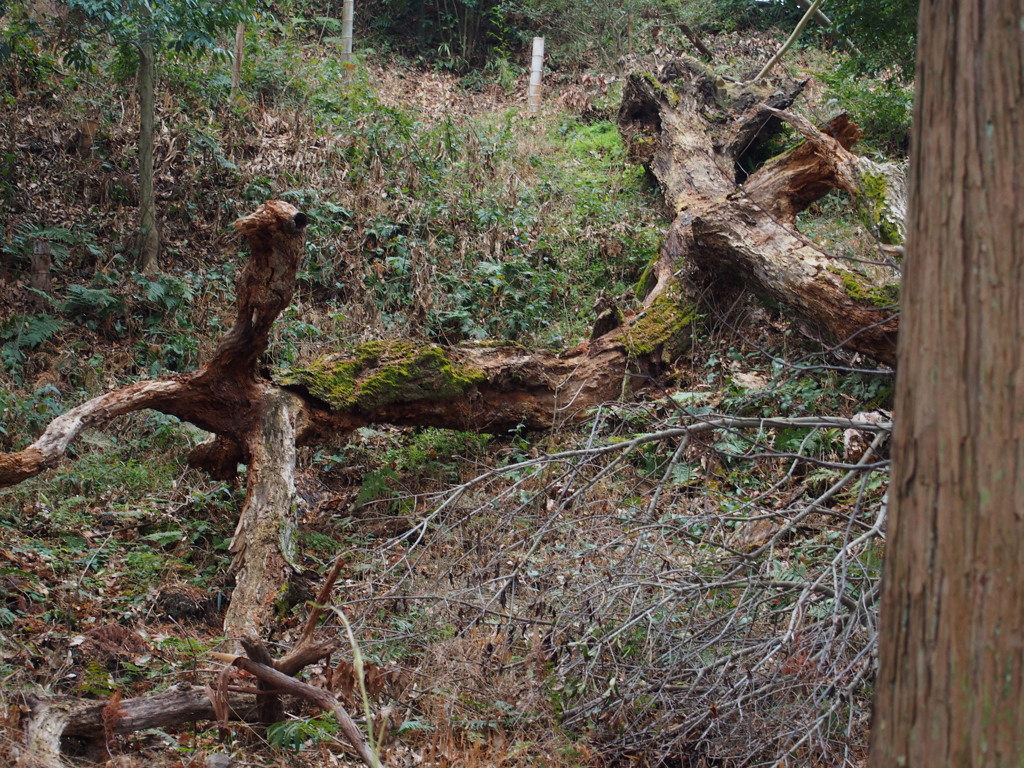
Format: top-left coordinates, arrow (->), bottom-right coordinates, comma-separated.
0,200 -> 697,650
618,58 -> 900,365
287,333 -> 656,440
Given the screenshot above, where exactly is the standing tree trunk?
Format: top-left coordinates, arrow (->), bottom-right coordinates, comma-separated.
232,22 -> 245,91
868,1 -> 1024,765
137,37 -> 159,275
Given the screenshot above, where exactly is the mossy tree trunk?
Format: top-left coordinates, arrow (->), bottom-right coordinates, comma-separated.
618,59 -> 901,365
0,59 -> 895,641
0,59 -> 903,646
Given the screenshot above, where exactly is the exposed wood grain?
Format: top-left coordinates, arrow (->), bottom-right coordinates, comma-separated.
618,60 -> 901,364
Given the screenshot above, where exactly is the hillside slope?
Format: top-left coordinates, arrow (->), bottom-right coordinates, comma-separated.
0,19 -> 897,768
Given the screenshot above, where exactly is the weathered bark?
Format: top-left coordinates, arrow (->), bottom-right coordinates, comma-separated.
29,240 -> 52,292
868,1 -> 1024,766
618,60 -> 901,364
225,388 -> 301,640
19,685 -> 256,768
137,36 -> 159,276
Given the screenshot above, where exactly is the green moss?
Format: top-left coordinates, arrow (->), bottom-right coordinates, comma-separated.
634,254 -> 659,301
858,171 -> 903,245
639,71 -> 682,107
623,283 -> 698,357
831,267 -> 901,308
565,121 -> 623,158
278,340 -> 485,411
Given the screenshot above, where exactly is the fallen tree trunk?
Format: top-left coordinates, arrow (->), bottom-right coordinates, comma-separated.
0,200 -> 697,648
19,685 -> 252,768
1,62 -> 910,760
1,58 -> 899,644
618,58 -> 901,365
2,57 -> 901,647
17,563 -> 364,768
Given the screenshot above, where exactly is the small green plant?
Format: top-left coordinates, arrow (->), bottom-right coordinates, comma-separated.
0,314 -> 64,372
267,714 -> 341,751
350,427 -> 491,508
0,223 -> 102,273
61,284 -> 126,335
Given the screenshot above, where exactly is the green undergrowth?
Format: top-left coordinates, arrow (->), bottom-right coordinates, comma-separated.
0,414 -> 239,691
0,13 -> 906,767
3,27 -> 666,368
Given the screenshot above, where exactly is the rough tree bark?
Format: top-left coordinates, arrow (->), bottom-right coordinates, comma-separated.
618,58 -> 901,364
137,35 -> 160,275
868,0 -> 1024,765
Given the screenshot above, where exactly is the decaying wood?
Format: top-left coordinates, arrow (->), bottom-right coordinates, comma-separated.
3,58 -> 909,761
0,200 -> 688,667
18,685 -> 255,768
1,54 -> 901,652
276,554 -> 347,675
618,58 -> 901,364
224,388 -> 302,640
295,332 -> 648,441
0,55 -> 901,637
18,564 -> 349,767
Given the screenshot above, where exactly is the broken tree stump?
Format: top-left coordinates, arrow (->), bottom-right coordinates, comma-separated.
617,57 -> 901,364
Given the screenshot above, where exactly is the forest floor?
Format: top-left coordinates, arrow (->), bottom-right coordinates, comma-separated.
0,23 -> 901,768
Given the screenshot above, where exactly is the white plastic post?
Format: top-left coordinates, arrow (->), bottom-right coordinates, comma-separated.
342,0 -> 354,64
527,36 -> 545,113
